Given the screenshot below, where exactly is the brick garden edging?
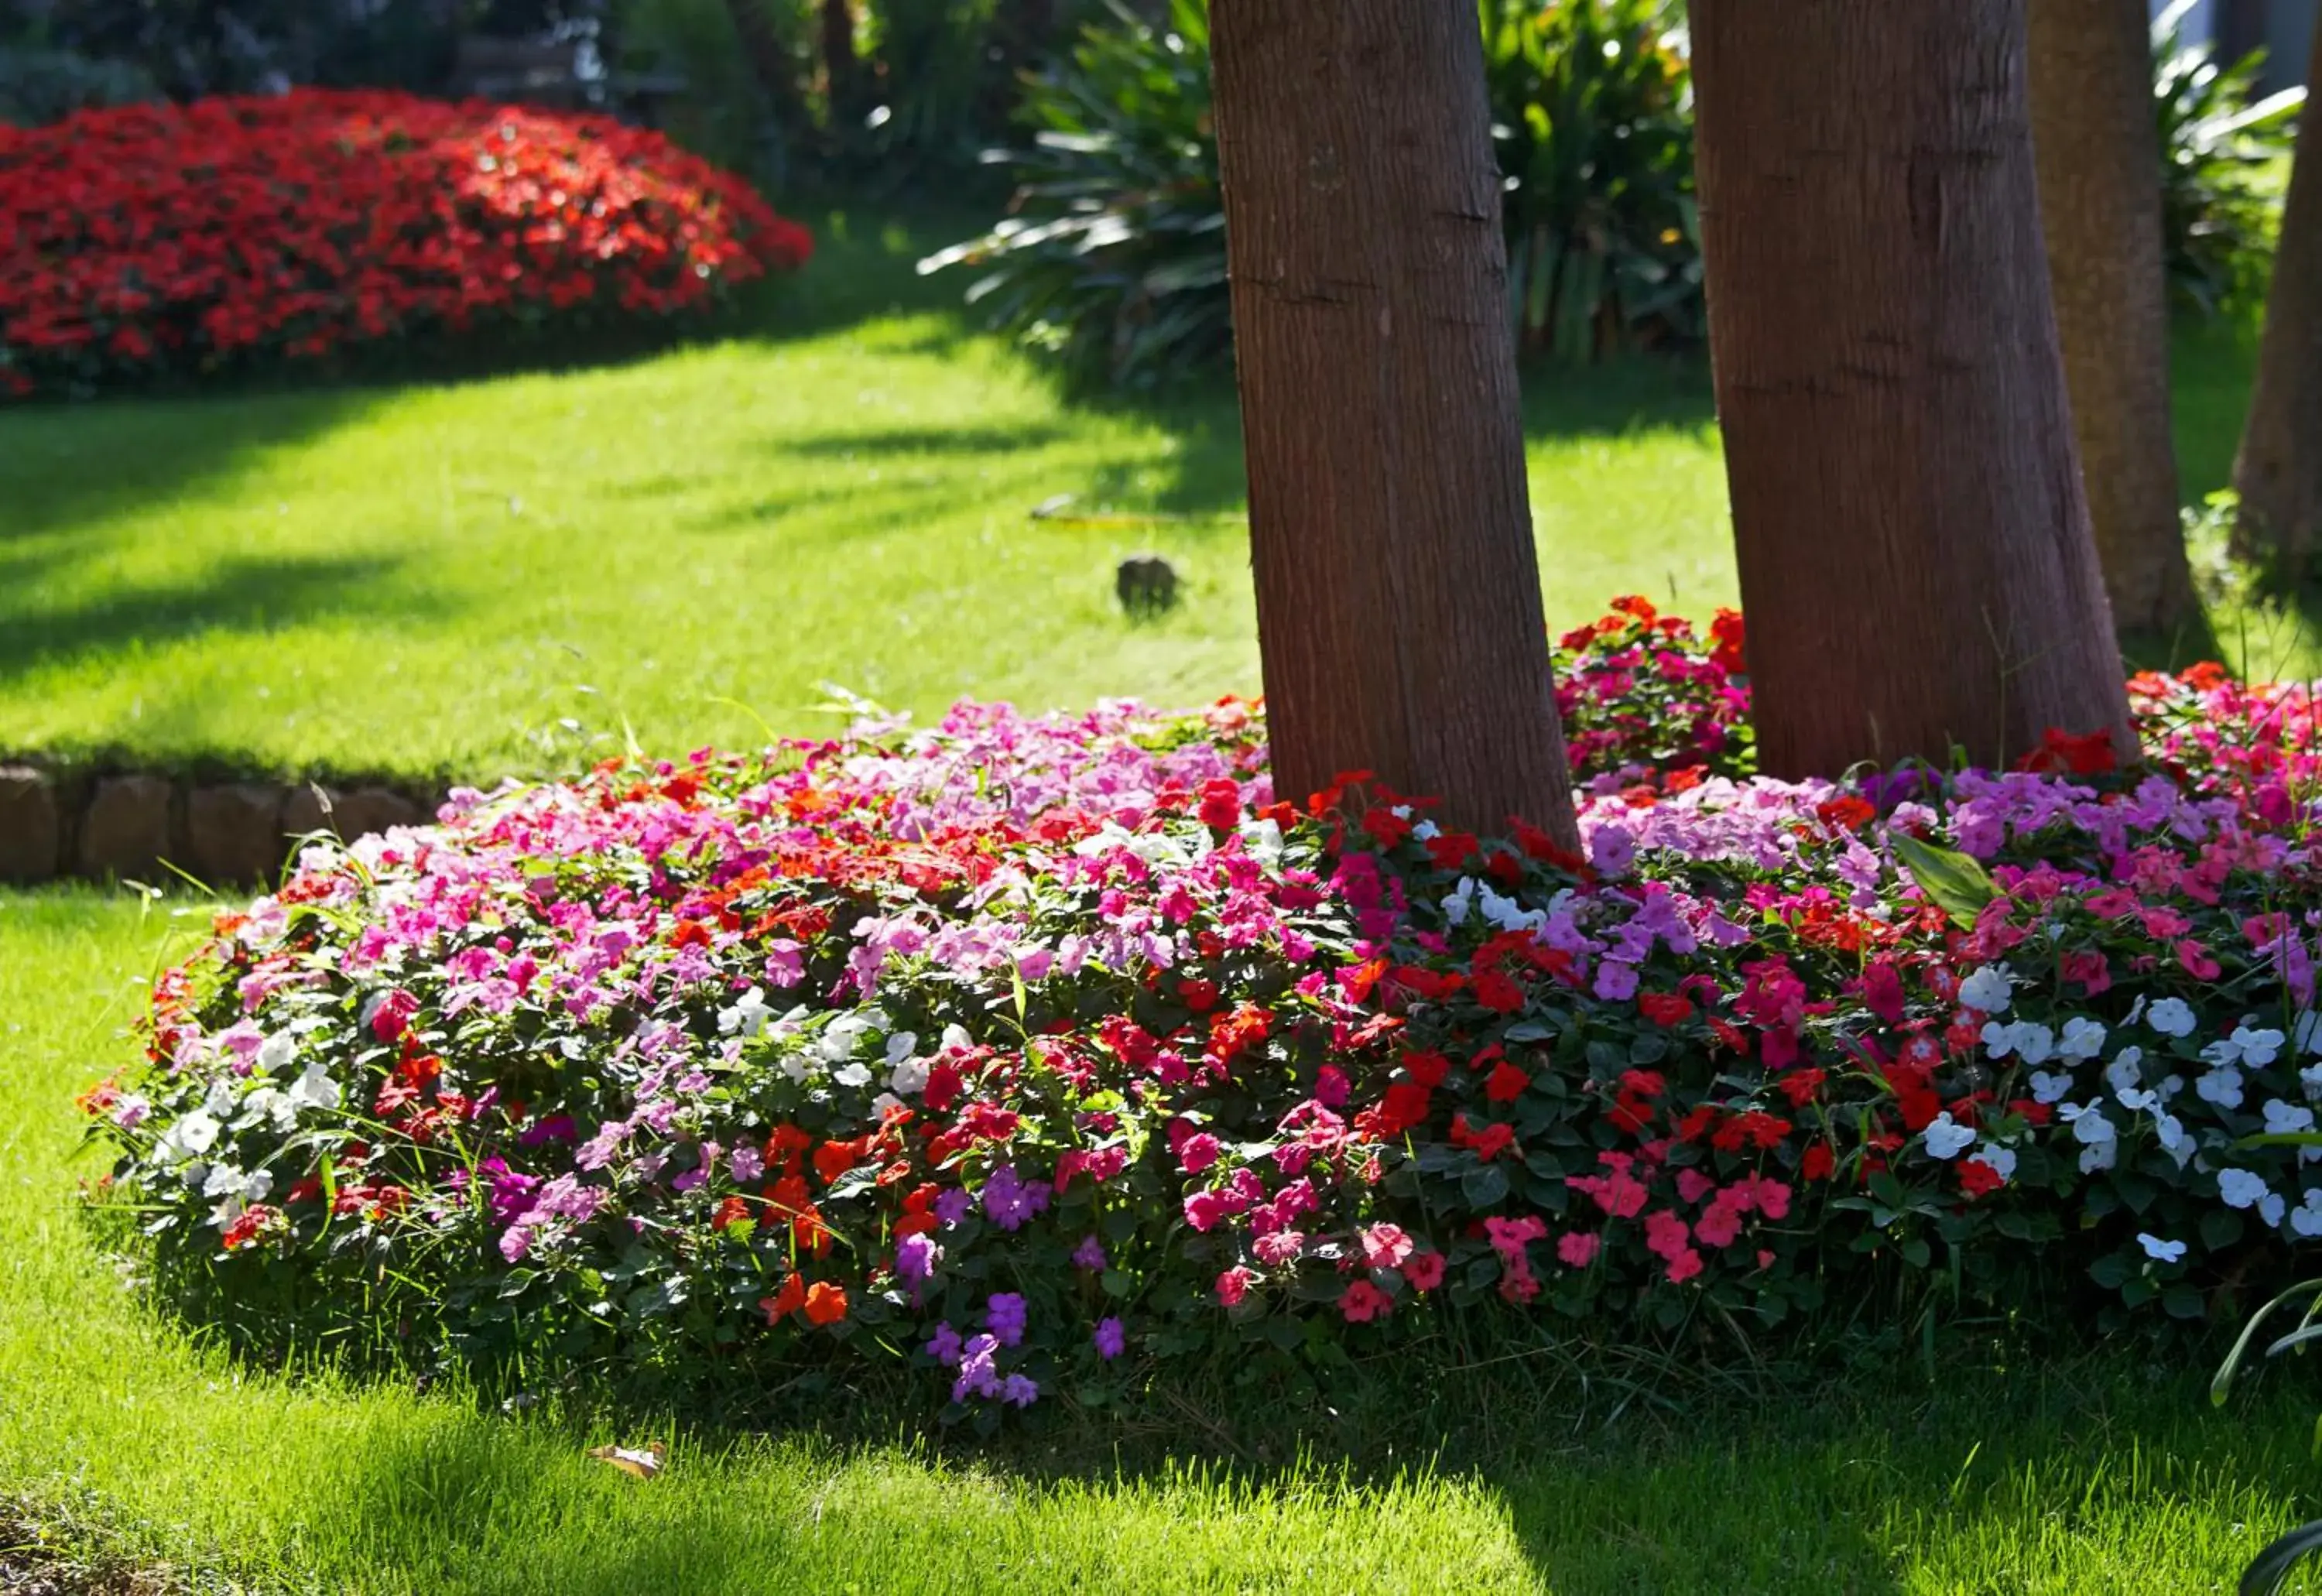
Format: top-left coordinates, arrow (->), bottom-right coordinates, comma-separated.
0,765 -> 445,888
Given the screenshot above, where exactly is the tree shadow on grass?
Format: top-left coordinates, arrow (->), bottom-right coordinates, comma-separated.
0,389 -> 380,547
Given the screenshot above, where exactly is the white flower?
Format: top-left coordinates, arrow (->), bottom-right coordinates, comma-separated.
1238,817 -> 1285,867
2264,1190 -> 2288,1228
2146,998 -> 2197,1038
717,987 -> 773,1039
2080,1139 -> 2118,1173
161,1110 -> 221,1161
2302,1063 -> 2322,1102
2104,1046 -> 2146,1099
286,1063 -> 341,1113
201,1078 -> 238,1119
2265,1099 -> 2318,1136
1476,882 -> 1546,935
888,1054 -> 931,1095
884,1032 -> 920,1066
255,1032 -> 296,1074
777,1053 -> 810,1085
207,1195 -> 245,1230
1981,1021 -> 2056,1065
2293,1191 -> 2322,1238
1411,818 -> 1441,841
815,1013 -> 875,1063
1441,878 -> 1475,928
2061,1101 -> 2117,1146
1922,1113 -> 1977,1160
2218,1168 -> 2272,1210
2233,1024 -> 2286,1067
2196,1067 -> 2246,1110
2155,1114 -> 2194,1166
2117,1086 -> 2161,1113
2029,1070 -> 2074,1105
1959,965 -> 2013,1014
2137,1233 -> 2187,1263
940,1023 -> 973,1054
833,1062 -> 874,1090
870,1091 -> 904,1121
2058,1017 -> 2108,1062
201,1163 -> 248,1198
1974,1145 -> 2019,1182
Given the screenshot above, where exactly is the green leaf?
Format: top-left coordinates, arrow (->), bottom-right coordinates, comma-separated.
1889,831 -> 1998,929
1461,1163 -> 1511,1208
2200,1207 -> 2245,1252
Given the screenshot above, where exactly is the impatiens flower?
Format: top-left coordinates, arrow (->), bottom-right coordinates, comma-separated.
1071,1235 -> 1107,1271
986,1292 -> 1028,1347
2206,1024 -> 2286,1069
803,1282 -> 849,1326
2196,1068 -> 2246,1110
1921,1113 -> 1977,1160
2057,1017 -> 2107,1061
1178,1132 -> 1221,1175
2265,1099 -> 2318,1135
1215,1267 -> 1256,1307
1000,1373 -> 1040,1408
1340,1279 -> 1392,1322
1958,965 -> 2013,1014
1401,1251 -> 1447,1290
1361,1223 -> 1414,1269
2137,1233 -> 2187,1263
895,1233 -> 940,1287
1557,1231 -> 1601,1269
2146,998 -> 2198,1038
2218,1169 -> 2272,1211
2293,1192 -> 2322,1238
926,1322 -> 964,1365
1093,1317 -> 1126,1360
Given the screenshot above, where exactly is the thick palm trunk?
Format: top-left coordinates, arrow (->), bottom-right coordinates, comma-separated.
2231,22 -> 2322,580
2029,0 -> 2197,635
1208,0 -> 1580,844
1689,0 -> 2132,778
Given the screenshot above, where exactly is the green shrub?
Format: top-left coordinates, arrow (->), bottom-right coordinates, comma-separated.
917,0 -> 1225,392
0,46 -> 159,126
2152,0 -> 2308,318
926,0 -> 1700,390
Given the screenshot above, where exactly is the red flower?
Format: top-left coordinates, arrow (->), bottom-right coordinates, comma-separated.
1339,1279 -> 1393,1322
1472,968 -> 1525,1013
1485,1060 -> 1532,1103
1636,992 -> 1694,1027
1800,1144 -> 1836,1181
1710,1110 -> 1792,1152
803,1281 -> 849,1326
1450,1114 -> 1516,1162
1197,777 -> 1242,829
1957,1159 -> 2005,1200
760,1274 -> 806,1322
1400,1251 -> 1447,1291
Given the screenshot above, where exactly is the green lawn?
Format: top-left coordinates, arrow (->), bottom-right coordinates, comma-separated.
12,205 -> 2259,788
4,887 -> 2321,1594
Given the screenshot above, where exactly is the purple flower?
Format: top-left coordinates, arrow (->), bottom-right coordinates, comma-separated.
1094,1317 -> 1125,1360
951,1333 -> 1002,1402
728,1145 -> 764,1183
1000,1373 -> 1039,1408
978,1165 -> 1053,1231
926,1322 -> 963,1366
486,1165 -> 542,1226
896,1232 -> 940,1287
1071,1235 -> 1106,1271
934,1188 -> 973,1228
986,1291 -> 1027,1347
516,1114 -> 577,1147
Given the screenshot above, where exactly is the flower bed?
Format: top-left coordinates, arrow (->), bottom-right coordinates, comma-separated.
0,90 -> 811,399
83,602 -> 2322,1414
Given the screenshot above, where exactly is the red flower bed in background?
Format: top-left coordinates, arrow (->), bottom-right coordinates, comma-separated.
0,89 -> 812,398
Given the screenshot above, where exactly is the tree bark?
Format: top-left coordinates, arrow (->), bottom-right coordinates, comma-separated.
720,0 -> 807,136
1689,0 -> 2133,779
2028,0 -> 2198,635
1208,0 -> 1580,844
2231,20 -> 2322,580
822,0 -> 861,122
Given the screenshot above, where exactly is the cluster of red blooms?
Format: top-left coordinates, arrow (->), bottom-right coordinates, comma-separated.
0,90 -> 812,398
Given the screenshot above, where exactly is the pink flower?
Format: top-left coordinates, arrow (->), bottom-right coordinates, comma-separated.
1313,1065 -> 1350,1108
1178,1132 -> 1221,1175
1401,1250 -> 1447,1291
1361,1223 -> 1414,1269
1642,1208 -> 1691,1262
1215,1266 -> 1256,1307
1676,1168 -> 1717,1204
1340,1279 -> 1392,1322
1694,1198 -> 1744,1248
1557,1231 -> 1601,1269
1252,1229 -> 1304,1265
1183,1190 -> 1232,1232
1665,1247 -> 1704,1284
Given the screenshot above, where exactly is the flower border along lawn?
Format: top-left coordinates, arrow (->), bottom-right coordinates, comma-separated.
2,890 -> 2317,1594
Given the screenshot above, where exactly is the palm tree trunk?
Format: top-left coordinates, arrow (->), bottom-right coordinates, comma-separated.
1689,0 -> 2133,776
2029,0 -> 2198,636
2231,21 -> 2322,581
1208,0 -> 1581,844
720,0 -> 807,136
